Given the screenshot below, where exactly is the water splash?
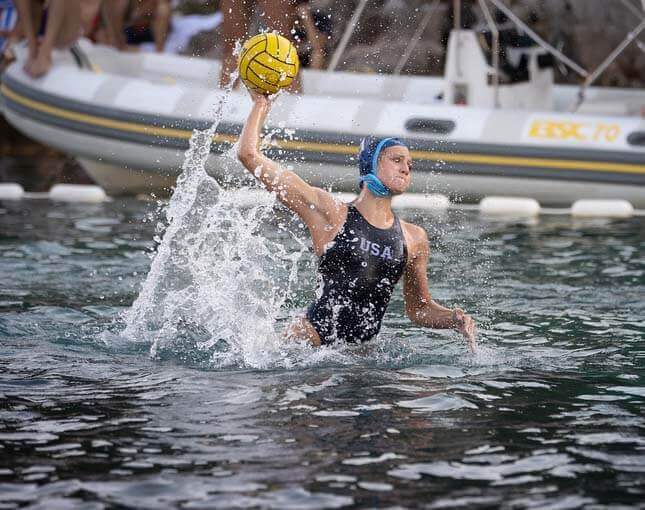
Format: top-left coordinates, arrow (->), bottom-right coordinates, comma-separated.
116,65 -> 490,370
121,77 -> 306,369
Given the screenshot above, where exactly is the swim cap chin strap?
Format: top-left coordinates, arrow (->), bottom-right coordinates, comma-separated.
357,137 -> 405,197
359,174 -> 391,197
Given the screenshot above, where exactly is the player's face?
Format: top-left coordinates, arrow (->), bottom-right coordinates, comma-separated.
377,146 -> 412,195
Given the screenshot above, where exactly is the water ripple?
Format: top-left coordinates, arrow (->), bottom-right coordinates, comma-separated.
1,199 -> 644,507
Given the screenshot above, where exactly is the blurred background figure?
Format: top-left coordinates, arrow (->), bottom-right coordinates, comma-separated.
95,0 -> 222,55
80,0 -> 101,38
218,0 -> 327,88
155,6 -> 221,54
95,0 -> 172,52
125,0 -> 171,52
292,0 -> 328,70
219,0 -> 296,88
0,0 -> 18,66
14,0 -> 81,77
80,0 -> 120,46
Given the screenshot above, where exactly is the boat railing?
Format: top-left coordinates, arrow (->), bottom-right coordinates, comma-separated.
475,0 -> 645,112
574,16 -> 645,112
476,0 -> 500,108
484,0 -> 588,79
393,0 -> 441,76
327,0 -> 369,73
328,0 -> 644,113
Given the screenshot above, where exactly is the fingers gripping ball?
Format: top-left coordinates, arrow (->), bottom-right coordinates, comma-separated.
238,33 -> 300,95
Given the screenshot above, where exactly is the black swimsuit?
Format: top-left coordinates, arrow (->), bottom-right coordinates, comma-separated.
306,205 -> 408,344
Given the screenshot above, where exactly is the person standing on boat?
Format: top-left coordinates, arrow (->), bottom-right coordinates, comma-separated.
0,0 -> 18,67
14,0 -> 81,78
219,0 -> 296,89
237,92 -> 477,351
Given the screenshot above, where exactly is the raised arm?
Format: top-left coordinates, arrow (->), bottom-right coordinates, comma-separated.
237,92 -> 345,254
402,224 -> 477,351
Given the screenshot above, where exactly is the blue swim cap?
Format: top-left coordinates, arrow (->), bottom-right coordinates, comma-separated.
358,137 -> 407,197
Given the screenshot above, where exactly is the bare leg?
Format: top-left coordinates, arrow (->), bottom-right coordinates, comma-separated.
80,0 -> 101,37
27,0 -> 81,78
1,16 -> 24,68
260,0 -> 301,92
219,0 -> 300,90
14,0 -> 40,63
153,0 -> 170,52
218,0 -> 251,88
257,0 -> 296,35
100,0 -> 128,49
284,317 -> 321,347
296,3 -> 325,69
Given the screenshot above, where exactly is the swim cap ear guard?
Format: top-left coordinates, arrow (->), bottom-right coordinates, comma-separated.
357,137 -> 406,197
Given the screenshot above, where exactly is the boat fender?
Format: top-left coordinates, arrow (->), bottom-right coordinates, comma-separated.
48,184 -> 107,203
393,193 -> 450,211
479,196 -> 541,217
571,199 -> 634,218
0,183 -> 25,200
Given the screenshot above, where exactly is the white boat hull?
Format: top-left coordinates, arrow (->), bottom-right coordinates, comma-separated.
2,40 -> 644,207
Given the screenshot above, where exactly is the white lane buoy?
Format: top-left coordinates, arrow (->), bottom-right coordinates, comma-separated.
48,184 -> 108,203
0,183 -> 25,200
479,196 -> 541,217
571,199 -> 634,218
393,193 -> 450,211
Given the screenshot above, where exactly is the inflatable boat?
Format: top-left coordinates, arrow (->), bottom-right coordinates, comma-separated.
2,27 -> 644,206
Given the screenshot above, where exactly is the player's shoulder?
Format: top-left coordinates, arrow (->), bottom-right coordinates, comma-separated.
400,220 -> 429,258
401,219 -> 428,244
314,187 -> 348,212
305,187 -> 349,229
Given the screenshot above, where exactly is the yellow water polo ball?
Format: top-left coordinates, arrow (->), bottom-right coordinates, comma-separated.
238,32 -> 300,95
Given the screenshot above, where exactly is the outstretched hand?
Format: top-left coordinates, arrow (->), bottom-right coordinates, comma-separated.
453,307 -> 477,353
247,88 -> 276,108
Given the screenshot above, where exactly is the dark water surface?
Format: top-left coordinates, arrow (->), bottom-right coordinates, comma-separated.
1,197 -> 644,509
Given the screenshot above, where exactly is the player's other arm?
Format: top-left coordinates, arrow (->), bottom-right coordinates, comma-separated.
237,92 -> 338,225
402,224 -> 477,350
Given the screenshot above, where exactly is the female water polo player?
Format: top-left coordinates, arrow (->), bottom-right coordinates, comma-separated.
237,92 -> 477,351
